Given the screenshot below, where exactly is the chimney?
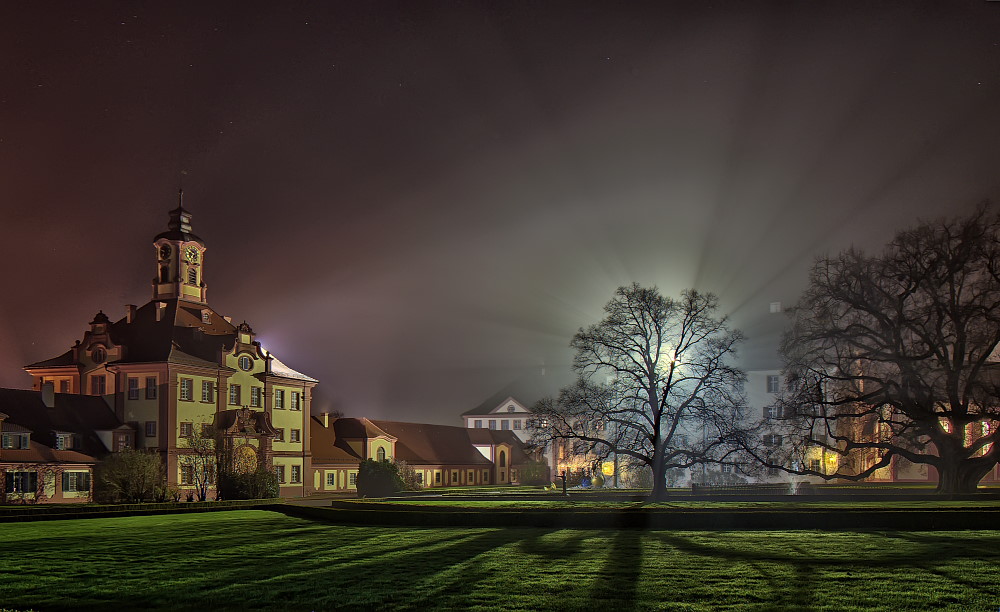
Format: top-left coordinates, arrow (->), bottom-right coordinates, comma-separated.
41,381 -> 55,408
125,304 -> 137,323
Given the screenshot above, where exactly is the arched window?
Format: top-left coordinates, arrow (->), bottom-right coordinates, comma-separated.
499,450 -> 506,468
376,447 -> 386,462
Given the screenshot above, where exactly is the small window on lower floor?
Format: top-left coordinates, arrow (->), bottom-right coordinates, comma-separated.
327,473 -> 336,487
349,472 -> 357,486
435,471 -> 441,484
416,472 -> 424,485
290,465 -> 301,484
62,471 -> 91,492
5,471 -> 38,493
276,465 -> 286,484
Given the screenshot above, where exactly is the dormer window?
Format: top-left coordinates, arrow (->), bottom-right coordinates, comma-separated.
54,434 -> 74,450
238,355 -> 253,371
1,433 -> 30,449
92,346 -> 106,364
201,310 -> 211,324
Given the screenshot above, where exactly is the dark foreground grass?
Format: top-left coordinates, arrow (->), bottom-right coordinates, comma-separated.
1,510 -> 999,611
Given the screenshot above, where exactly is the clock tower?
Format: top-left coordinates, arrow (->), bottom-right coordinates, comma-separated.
152,191 -> 208,303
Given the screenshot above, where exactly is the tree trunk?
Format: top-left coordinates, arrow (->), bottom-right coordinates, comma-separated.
933,450 -> 995,495
649,451 -> 668,501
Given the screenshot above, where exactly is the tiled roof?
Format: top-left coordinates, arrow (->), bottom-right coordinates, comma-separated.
370,420 -> 495,466
0,388 -> 121,457
0,441 -> 97,465
24,298 -> 316,383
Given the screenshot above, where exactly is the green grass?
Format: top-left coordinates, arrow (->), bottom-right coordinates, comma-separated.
1,511 -> 999,610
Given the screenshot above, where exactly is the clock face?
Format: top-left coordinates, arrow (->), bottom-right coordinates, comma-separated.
184,246 -> 199,263
158,245 -> 171,260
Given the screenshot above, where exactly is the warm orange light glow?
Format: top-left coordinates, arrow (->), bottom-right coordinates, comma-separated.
601,462 -> 615,476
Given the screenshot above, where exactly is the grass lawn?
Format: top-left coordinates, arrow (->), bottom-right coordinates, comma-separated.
2,510 -> 999,610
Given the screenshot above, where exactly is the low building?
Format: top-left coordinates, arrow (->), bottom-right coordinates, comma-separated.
311,416 -> 528,493
0,387 -> 122,503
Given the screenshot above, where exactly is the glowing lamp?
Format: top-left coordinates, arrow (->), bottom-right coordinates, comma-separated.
601,462 -> 615,476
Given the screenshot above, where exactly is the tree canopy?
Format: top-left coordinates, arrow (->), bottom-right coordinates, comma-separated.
768,205 -> 1000,494
529,284 -> 748,499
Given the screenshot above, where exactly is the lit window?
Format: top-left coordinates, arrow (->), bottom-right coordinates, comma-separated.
274,389 -> 285,409
229,384 -> 241,405
128,377 -> 140,400
250,387 -> 262,407
180,378 -> 193,401
145,421 -> 156,437
145,377 -> 157,399
202,380 -> 214,403
62,471 -> 90,493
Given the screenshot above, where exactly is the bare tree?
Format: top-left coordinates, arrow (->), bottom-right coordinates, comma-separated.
529,284 -> 748,499
181,423 -> 217,502
769,205 -> 1000,494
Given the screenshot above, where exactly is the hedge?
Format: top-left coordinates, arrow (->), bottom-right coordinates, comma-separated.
0,498 -> 281,522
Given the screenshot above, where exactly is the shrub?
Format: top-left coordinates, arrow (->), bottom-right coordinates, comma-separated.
518,460 -> 551,486
394,459 -> 422,491
217,467 -> 279,500
356,459 -> 403,498
94,450 -> 163,503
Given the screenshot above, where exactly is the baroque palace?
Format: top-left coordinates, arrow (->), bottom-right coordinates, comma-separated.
11,197 -> 316,499
2,195 -> 530,502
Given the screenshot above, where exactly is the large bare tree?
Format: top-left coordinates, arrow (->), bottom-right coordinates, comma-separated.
529,284 -> 748,499
769,206 -> 1000,494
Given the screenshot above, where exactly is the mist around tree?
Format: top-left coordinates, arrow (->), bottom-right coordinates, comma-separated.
759,205 -> 1000,495
528,284 -> 750,500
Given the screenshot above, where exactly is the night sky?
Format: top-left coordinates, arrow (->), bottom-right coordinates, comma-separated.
3,2 -> 999,424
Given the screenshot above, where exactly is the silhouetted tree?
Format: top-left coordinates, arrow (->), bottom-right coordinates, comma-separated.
529,284 -> 749,499
766,205 -> 1000,494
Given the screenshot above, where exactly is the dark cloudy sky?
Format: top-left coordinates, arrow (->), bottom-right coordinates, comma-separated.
2,2 -> 999,424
